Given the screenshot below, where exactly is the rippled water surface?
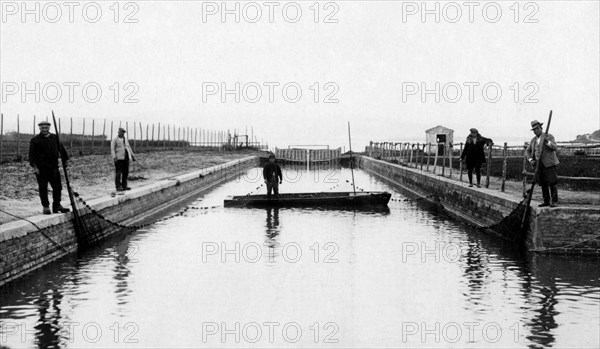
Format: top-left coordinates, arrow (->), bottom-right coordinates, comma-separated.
1,165 -> 599,348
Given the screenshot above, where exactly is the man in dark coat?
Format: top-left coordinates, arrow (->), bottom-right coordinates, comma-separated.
28,121 -> 71,214
263,154 -> 283,199
526,120 -> 560,207
460,128 -> 493,188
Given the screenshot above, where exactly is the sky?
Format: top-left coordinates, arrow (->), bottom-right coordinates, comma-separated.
1,0 -> 599,149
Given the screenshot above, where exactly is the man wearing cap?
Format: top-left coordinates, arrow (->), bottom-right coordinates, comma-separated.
111,127 -> 135,192
28,121 -> 71,214
460,128 -> 493,188
263,154 -> 282,199
526,120 -> 560,207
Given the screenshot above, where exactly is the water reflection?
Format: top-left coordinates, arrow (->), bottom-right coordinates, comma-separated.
264,208 -> 281,264
0,166 -> 598,348
112,234 -> 134,316
33,287 -> 63,349
456,224 -> 599,349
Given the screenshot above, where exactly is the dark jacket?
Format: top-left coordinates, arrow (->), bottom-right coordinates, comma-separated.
29,133 -> 69,169
460,134 -> 493,164
263,162 -> 282,183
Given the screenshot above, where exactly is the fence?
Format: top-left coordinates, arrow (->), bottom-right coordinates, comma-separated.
275,148 -> 342,163
0,114 -> 268,162
367,141 -> 600,194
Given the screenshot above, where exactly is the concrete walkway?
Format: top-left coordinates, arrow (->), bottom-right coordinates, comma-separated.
395,160 -> 599,207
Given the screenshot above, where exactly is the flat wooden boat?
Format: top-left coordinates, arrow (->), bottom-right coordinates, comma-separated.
224,191 -> 391,207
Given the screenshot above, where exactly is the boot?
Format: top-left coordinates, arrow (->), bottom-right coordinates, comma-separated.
53,205 -> 71,213
43,206 -> 51,215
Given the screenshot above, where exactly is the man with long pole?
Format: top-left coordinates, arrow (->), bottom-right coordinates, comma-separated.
520,110 -> 556,234
526,114 -> 559,207
28,119 -> 70,214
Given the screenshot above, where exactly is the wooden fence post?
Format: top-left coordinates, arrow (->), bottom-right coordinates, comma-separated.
448,143 -> 453,178
157,122 -> 161,146
101,119 -> 106,150
138,122 -> 143,151
81,118 -> 85,154
416,143 -> 421,167
485,143 -> 492,188
441,142 -> 446,176
91,118 -> 95,153
146,124 -> 149,149
433,143 -> 439,175
151,124 -> 155,145
420,143 -> 426,171
16,114 -> 20,160
501,142 -> 508,192
70,117 -> 74,152
425,143 -> 431,172
33,115 -> 36,134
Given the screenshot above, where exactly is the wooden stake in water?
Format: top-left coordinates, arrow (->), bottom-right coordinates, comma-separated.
347,122 -> 356,195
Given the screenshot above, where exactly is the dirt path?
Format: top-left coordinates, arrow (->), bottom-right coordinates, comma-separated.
1,149 -> 263,224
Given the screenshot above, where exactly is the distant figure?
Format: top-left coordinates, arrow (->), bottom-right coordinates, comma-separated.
460,128 -> 493,188
28,121 -> 71,214
111,127 -> 135,192
263,154 -> 283,199
526,120 -> 559,207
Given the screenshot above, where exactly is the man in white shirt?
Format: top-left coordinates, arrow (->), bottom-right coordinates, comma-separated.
111,127 -> 135,192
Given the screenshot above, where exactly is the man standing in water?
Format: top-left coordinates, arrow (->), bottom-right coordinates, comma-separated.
526,120 -> 560,207
263,154 -> 283,199
111,127 -> 135,193
29,120 -> 71,214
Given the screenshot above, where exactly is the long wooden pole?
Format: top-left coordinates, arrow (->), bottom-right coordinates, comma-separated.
520,110 -> 553,232
347,122 -> 356,195
52,111 -> 89,246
